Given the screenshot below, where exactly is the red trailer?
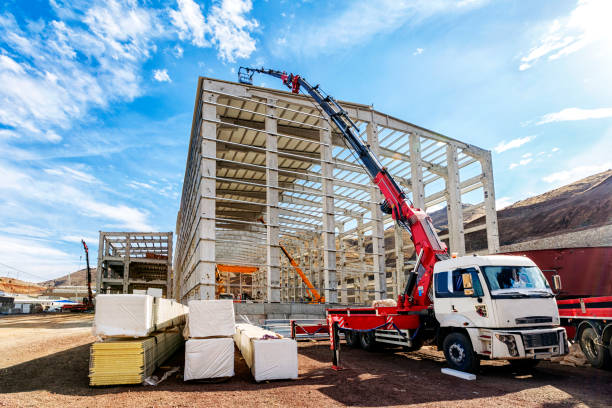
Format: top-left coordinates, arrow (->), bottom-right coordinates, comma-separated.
504,247 -> 612,369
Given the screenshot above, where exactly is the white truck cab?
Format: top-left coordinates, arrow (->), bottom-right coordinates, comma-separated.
432,255 -> 568,371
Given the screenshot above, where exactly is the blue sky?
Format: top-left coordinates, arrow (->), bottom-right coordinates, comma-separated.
1,0 -> 611,281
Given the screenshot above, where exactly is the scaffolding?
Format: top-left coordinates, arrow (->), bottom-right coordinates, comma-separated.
174,77 -> 500,304
96,231 -> 173,297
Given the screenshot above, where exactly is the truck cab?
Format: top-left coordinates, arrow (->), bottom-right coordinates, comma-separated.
433,255 -> 568,371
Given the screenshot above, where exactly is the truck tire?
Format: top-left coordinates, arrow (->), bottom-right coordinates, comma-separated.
345,330 -> 360,348
443,332 -> 480,373
360,331 -> 377,351
579,327 -> 611,369
508,359 -> 540,370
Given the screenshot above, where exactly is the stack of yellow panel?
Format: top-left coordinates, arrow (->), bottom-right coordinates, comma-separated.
89,331 -> 182,386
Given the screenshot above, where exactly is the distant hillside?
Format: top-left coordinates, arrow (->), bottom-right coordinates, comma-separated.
0,277 -> 46,295
431,169 -> 612,252
494,169 -> 611,245
39,268 -> 97,288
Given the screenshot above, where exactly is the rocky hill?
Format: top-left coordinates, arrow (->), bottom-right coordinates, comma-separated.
0,277 -> 46,295
39,267 -> 97,288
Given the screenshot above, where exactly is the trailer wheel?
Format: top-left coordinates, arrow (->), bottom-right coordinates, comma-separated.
345,330 -> 360,348
443,332 -> 479,373
579,327 -> 611,369
360,331 -> 377,351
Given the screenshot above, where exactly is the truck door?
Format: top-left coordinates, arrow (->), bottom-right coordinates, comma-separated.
434,267 -> 492,328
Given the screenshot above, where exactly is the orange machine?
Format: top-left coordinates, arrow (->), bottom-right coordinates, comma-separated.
215,264 -> 258,300
257,217 -> 324,303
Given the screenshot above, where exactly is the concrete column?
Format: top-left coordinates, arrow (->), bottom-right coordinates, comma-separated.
480,151 -> 500,253
409,133 -> 425,210
196,92 -> 217,300
394,226 -> 404,298
320,121 -> 337,303
338,224 -> 348,304
266,98 -> 281,302
123,235 -> 130,293
356,215 -> 366,304
446,145 -> 466,255
96,232 -> 103,295
366,121 -> 386,300
167,232 -> 173,298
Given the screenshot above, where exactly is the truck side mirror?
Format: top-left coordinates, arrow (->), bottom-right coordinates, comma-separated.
462,273 -> 474,296
552,274 -> 562,292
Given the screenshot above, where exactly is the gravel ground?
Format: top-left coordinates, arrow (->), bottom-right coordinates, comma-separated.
1,314 -> 611,408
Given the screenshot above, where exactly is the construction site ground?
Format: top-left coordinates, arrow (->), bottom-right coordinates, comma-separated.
1,314 -> 611,407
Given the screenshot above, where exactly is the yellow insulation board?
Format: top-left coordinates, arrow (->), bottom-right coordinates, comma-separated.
89,331 -> 183,386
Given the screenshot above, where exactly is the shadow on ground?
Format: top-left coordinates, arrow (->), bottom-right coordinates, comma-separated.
1,340 -> 611,407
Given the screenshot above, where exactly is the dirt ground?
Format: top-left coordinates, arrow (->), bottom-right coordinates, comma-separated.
1,314 -> 611,408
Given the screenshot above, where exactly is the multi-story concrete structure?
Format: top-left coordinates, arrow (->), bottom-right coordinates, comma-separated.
174,77 -> 499,304
96,231 -> 173,297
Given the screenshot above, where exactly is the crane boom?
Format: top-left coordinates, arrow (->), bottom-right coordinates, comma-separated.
257,217 -> 324,303
238,67 -> 448,306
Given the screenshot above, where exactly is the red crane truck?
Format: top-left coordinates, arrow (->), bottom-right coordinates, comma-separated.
239,67 -> 569,373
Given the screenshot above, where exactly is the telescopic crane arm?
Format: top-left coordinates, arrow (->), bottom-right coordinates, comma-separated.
239,67 -> 448,306
81,240 -> 93,307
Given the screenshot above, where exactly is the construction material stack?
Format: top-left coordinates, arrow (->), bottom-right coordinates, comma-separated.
89,294 -> 187,386
183,300 -> 235,381
234,323 -> 298,382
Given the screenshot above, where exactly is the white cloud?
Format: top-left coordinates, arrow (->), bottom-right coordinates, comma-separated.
0,3 -> 162,140
207,0 -> 259,62
173,45 -> 184,58
495,196 -> 514,210
521,152 -> 532,159
537,107 -> 612,124
61,235 -> 99,245
153,68 -> 172,82
273,0 -> 487,56
413,47 -> 424,55
519,0 -> 612,70
169,0 -> 258,62
0,1 -> 259,141
44,165 -> 98,184
128,181 -> 154,190
509,158 -> 532,170
170,0 -> 210,47
0,161 -> 152,231
551,147 -> 560,152
493,135 -> 535,153
0,234 -> 75,280
542,163 -> 611,184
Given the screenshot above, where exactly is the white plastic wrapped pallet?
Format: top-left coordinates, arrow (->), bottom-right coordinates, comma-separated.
154,298 -> 188,331
187,300 -> 235,338
234,324 -> 298,382
184,338 -> 235,380
94,294 -> 154,337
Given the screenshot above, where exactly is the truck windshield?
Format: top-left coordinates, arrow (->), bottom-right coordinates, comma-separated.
481,266 -> 551,296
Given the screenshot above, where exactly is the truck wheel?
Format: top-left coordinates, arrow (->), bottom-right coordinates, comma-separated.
508,359 -> 540,370
345,330 -> 360,348
443,332 -> 480,373
360,331 -> 377,351
579,327 -> 611,369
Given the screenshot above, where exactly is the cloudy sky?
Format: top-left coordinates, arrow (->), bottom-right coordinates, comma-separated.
1,0 -> 610,281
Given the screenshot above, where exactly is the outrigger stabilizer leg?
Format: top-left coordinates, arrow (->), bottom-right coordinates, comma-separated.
330,320 -> 344,371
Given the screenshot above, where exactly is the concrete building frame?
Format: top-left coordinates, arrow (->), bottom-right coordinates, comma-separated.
96,231 -> 173,297
174,77 -> 500,304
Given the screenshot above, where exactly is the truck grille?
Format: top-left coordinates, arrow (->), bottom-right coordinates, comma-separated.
523,331 -> 558,348
515,316 -> 553,324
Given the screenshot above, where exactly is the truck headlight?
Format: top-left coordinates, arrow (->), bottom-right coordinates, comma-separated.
496,334 -> 519,357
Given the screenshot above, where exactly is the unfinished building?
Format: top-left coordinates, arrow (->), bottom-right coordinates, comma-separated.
174,77 -> 500,304
96,232 -> 173,297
